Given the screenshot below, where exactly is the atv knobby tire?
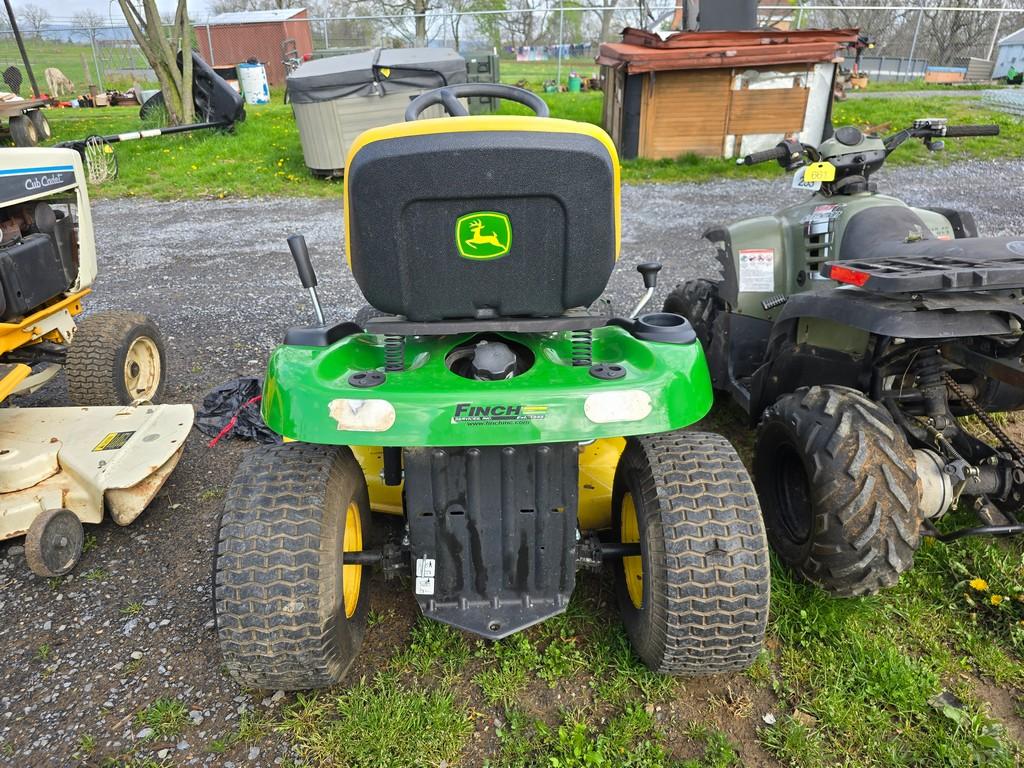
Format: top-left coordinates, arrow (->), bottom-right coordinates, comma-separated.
215,442 -> 371,690
663,279 -> 721,350
754,385 -> 921,596
613,430 -> 770,675
66,311 -> 166,406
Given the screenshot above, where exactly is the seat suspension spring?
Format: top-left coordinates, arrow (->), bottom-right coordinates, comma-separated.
384,335 -> 405,372
570,329 -> 593,367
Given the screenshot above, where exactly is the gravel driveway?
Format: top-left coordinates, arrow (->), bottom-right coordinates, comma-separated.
3,159 -> 1024,766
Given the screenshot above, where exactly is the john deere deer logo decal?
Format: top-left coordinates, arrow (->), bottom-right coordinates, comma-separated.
456,211 -> 512,260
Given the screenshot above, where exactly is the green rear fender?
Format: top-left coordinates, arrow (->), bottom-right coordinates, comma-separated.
262,326 -> 713,447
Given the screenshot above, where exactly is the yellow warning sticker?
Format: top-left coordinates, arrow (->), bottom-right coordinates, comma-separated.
93,431 -> 135,451
803,161 -> 837,183
379,67 -> 391,78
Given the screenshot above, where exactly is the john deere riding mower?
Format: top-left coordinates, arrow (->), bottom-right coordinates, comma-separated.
214,83 -> 769,689
666,118 -> 1024,596
0,147 -> 192,578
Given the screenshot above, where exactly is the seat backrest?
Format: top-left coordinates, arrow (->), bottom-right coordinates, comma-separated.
344,116 -> 620,322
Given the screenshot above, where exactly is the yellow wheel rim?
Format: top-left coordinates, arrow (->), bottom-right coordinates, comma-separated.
124,335 -> 161,402
621,492 -> 643,609
342,501 -> 363,619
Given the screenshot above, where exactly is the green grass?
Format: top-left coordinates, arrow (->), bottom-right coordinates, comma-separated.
279,673 -> 473,767
135,697 -> 188,740
44,88 -> 1023,200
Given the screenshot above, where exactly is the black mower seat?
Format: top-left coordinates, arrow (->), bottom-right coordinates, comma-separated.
829,206 -> 1024,293
343,116 -> 620,323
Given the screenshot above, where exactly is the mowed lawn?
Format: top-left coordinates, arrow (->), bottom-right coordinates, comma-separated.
30,72 -> 1024,766
38,66 -> 1024,199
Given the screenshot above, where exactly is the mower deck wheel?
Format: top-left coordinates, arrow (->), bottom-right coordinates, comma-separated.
25,509 -> 84,578
66,311 -> 166,406
612,430 -> 770,675
663,279 -> 721,351
754,385 -> 922,596
214,442 -> 371,690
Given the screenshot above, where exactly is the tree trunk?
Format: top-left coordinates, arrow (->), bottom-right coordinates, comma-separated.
117,0 -> 194,126
414,0 -> 429,46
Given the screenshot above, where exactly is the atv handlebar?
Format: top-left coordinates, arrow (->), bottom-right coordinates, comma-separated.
737,145 -> 791,166
942,124 -> 1000,137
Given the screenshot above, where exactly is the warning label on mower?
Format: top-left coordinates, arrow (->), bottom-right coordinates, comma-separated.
415,558 -> 436,595
738,249 -> 775,293
92,431 -> 135,451
452,403 -> 548,425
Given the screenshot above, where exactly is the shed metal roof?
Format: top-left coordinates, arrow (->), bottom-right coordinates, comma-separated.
598,27 -> 860,74
998,27 -> 1024,47
203,9 -> 306,25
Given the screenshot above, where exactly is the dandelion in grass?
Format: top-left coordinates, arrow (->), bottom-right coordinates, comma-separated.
991,594 -> 1004,606
970,578 -> 989,591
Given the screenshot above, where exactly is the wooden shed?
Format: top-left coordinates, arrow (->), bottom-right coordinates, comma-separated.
598,27 -> 859,160
195,9 -> 314,86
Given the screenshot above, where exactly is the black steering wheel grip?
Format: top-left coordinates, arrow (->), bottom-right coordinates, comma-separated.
405,83 -> 549,121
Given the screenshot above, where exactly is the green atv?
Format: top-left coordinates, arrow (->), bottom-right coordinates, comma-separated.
665,118 -> 1024,597
213,84 -> 770,690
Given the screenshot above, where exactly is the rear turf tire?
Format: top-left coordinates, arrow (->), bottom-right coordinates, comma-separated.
754,385 -> 921,596
663,279 -> 721,350
66,311 -> 166,406
612,430 -> 770,675
215,442 -> 371,690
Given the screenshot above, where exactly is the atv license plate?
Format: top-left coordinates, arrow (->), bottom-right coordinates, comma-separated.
803,161 -> 837,183
792,168 -> 821,191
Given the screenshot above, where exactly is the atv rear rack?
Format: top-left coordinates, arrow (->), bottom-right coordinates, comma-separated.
823,251 -> 1024,294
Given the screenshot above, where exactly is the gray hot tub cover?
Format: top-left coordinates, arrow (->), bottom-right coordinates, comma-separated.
287,47 -> 466,104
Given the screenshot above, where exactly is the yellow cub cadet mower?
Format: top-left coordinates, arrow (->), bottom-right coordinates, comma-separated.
0,147 -> 192,578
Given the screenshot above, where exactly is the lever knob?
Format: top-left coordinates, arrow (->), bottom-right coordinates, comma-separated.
637,262 -> 662,290
287,234 -> 317,289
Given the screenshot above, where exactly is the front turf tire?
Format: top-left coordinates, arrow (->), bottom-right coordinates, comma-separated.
612,431 -> 770,675
754,385 -> 922,596
66,311 -> 166,406
214,443 -> 371,690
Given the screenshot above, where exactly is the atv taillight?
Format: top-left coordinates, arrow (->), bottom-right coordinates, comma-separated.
828,265 -> 870,287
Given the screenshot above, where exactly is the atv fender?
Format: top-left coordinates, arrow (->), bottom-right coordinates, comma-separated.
775,290 -> 1024,339
744,291 -> 1024,419
705,217 -> 786,315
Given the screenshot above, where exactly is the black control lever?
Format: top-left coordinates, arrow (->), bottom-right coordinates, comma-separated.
631,262 -> 662,318
287,234 -> 325,326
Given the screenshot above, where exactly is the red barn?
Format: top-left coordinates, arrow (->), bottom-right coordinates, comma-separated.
195,9 -> 314,86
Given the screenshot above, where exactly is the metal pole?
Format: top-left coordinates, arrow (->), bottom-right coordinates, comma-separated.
322,18 -> 329,49
206,24 -> 215,66
556,4 -> 565,86
908,8 -> 923,66
90,30 -> 105,92
986,0 -> 1007,62
3,0 -> 39,97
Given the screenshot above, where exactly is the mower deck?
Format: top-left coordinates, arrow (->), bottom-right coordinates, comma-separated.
0,404 -> 194,540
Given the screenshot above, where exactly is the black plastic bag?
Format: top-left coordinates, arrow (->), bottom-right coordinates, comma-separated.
195,377 -> 281,446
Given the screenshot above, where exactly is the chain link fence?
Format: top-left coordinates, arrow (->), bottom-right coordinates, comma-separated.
12,3 -> 1024,96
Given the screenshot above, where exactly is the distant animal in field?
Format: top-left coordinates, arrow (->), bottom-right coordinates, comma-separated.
2,66 -> 21,95
44,68 -> 73,98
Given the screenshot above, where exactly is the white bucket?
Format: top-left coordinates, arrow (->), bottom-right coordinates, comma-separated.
237,62 -> 270,105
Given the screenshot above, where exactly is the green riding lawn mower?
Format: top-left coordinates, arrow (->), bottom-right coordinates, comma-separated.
666,118 -> 1024,597
213,84 -> 770,690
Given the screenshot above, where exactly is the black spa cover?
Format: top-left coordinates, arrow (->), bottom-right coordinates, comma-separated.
287,47 -> 466,104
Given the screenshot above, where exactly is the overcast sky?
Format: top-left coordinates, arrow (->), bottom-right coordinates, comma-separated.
46,0 -> 219,23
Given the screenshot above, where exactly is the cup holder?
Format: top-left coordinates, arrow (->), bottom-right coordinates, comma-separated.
630,312 -> 697,344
